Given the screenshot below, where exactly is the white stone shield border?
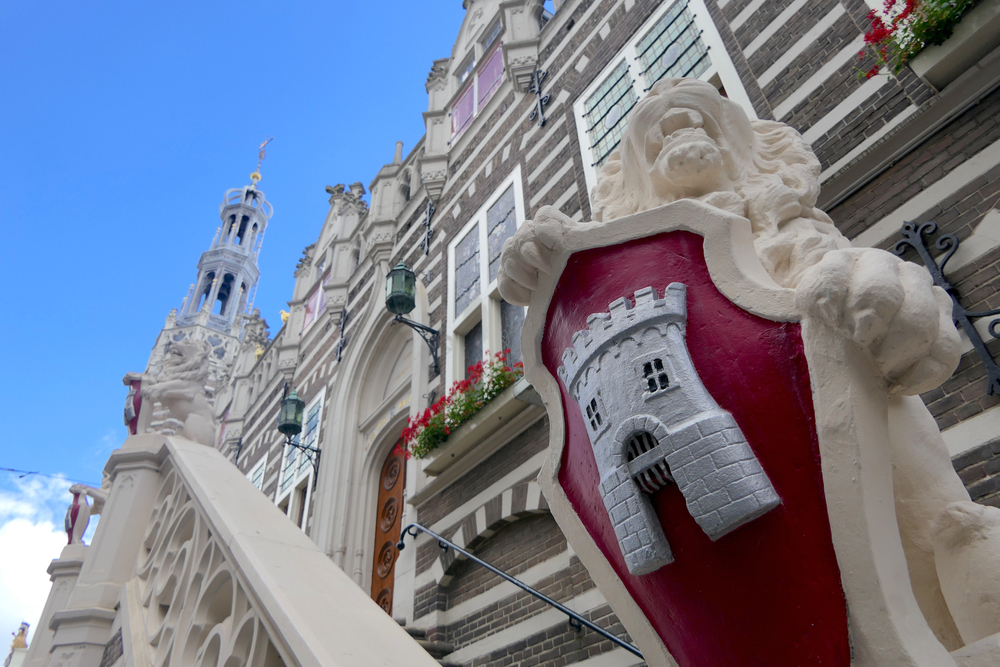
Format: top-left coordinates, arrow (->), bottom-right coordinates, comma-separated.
519,199 -> 958,667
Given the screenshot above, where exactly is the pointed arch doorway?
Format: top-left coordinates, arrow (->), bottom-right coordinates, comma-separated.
371,443 -> 406,613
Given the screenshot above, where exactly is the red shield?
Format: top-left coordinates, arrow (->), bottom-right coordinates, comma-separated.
538,229 -> 850,666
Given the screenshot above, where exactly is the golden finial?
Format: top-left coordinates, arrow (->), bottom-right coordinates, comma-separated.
279,309 -> 290,324
255,345 -> 264,361
250,136 -> 273,185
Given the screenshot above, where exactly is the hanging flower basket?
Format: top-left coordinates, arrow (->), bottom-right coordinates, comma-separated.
395,350 -> 524,460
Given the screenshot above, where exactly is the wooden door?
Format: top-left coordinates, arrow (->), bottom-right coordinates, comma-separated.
371,444 -> 405,613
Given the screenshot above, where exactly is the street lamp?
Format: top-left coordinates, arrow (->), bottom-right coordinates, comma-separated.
276,387 -> 320,488
385,263 -> 440,374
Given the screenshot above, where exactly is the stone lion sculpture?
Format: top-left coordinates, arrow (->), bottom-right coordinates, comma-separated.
498,78 -> 1000,650
142,339 -> 216,447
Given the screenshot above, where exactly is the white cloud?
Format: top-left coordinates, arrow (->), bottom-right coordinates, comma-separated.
0,475 -> 76,645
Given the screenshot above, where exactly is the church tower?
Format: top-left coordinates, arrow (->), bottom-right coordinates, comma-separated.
175,176 -> 272,334
143,158 -> 274,378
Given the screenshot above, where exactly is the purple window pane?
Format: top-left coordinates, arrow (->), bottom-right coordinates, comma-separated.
477,47 -> 504,108
452,86 -> 475,137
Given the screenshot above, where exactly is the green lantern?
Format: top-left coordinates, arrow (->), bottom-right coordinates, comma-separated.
385,262 -> 416,316
277,389 -> 305,437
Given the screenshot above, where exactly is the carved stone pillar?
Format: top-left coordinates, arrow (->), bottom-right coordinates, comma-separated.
46,436 -> 166,667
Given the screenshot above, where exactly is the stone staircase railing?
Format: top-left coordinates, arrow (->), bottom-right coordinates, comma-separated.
26,434 -> 439,667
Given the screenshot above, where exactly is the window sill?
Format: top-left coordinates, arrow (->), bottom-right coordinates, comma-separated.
420,377 -> 542,477
910,0 -> 1000,91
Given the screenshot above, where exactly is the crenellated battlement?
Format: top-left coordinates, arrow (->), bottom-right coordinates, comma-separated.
558,284 -> 687,394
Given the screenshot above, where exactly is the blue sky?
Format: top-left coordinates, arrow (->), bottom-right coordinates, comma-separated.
0,0 -> 469,639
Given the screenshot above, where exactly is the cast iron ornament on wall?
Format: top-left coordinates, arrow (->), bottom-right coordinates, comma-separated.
894,221 -> 1000,396
558,283 -> 780,575
528,69 -> 550,127
420,200 -> 436,255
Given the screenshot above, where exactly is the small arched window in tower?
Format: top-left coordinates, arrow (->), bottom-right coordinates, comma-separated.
227,215 -> 237,241
215,274 -> 235,316
196,272 -> 216,312
642,358 -> 670,394
236,216 -> 249,245
626,431 -> 672,494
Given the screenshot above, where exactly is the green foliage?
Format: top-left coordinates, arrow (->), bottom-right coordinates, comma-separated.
396,351 -> 524,460
859,0 -> 977,78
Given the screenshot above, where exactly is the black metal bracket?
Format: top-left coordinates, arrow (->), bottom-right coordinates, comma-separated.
397,522 -> 643,659
528,70 -> 550,127
284,435 -> 321,490
894,220 -> 1000,395
392,315 -> 440,376
233,437 -> 244,466
336,309 -> 348,362
421,200 -> 436,255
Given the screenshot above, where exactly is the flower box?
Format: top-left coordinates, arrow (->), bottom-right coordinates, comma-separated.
909,0 -> 1000,90
420,378 -> 537,476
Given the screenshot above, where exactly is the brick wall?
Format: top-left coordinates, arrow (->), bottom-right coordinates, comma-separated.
953,439 -> 1000,508
830,87 -> 1000,242
417,514 -> 634,667
447,514 -> 568,608
416,417 -> 549,528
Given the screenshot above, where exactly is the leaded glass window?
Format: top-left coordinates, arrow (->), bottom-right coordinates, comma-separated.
501,300 -> 525,366
280,442 -> 300,494
464,321 -> 483,379
299,401 -> 322,476
583,60 -> 639,168
448,169 -> 524,385
487,185 -> 517,282
454,224 -> 480,316
250,458 -> 266,490
636,2 -> 710,89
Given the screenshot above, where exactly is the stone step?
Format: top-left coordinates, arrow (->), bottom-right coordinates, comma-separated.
399,624 -> 454,661
416,639 -> 454,659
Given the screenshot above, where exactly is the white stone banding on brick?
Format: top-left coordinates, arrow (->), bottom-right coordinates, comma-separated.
757,3 -> 846,87
558,284 -> 781,575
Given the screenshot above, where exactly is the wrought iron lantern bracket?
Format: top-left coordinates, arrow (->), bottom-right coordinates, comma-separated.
282,435 -> 321,490
392,315 -> 440,375
894,220 -> 1000,396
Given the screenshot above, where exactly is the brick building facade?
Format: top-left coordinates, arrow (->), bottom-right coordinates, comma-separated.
193,0 -> 1000,664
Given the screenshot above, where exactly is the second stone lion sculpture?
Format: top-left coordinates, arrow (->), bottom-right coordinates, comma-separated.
141,339 -> 216,447
498,77 -> 1000,650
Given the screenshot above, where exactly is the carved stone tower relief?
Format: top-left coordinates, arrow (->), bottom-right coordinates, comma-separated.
559,284 -> 780,575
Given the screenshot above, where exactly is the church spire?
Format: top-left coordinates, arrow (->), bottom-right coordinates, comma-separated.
176,147 -> 274,337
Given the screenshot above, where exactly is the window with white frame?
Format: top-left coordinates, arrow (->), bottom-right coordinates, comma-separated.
247,453 -> 267,491
448,167 -> 527,384
574,0 -> 757,194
